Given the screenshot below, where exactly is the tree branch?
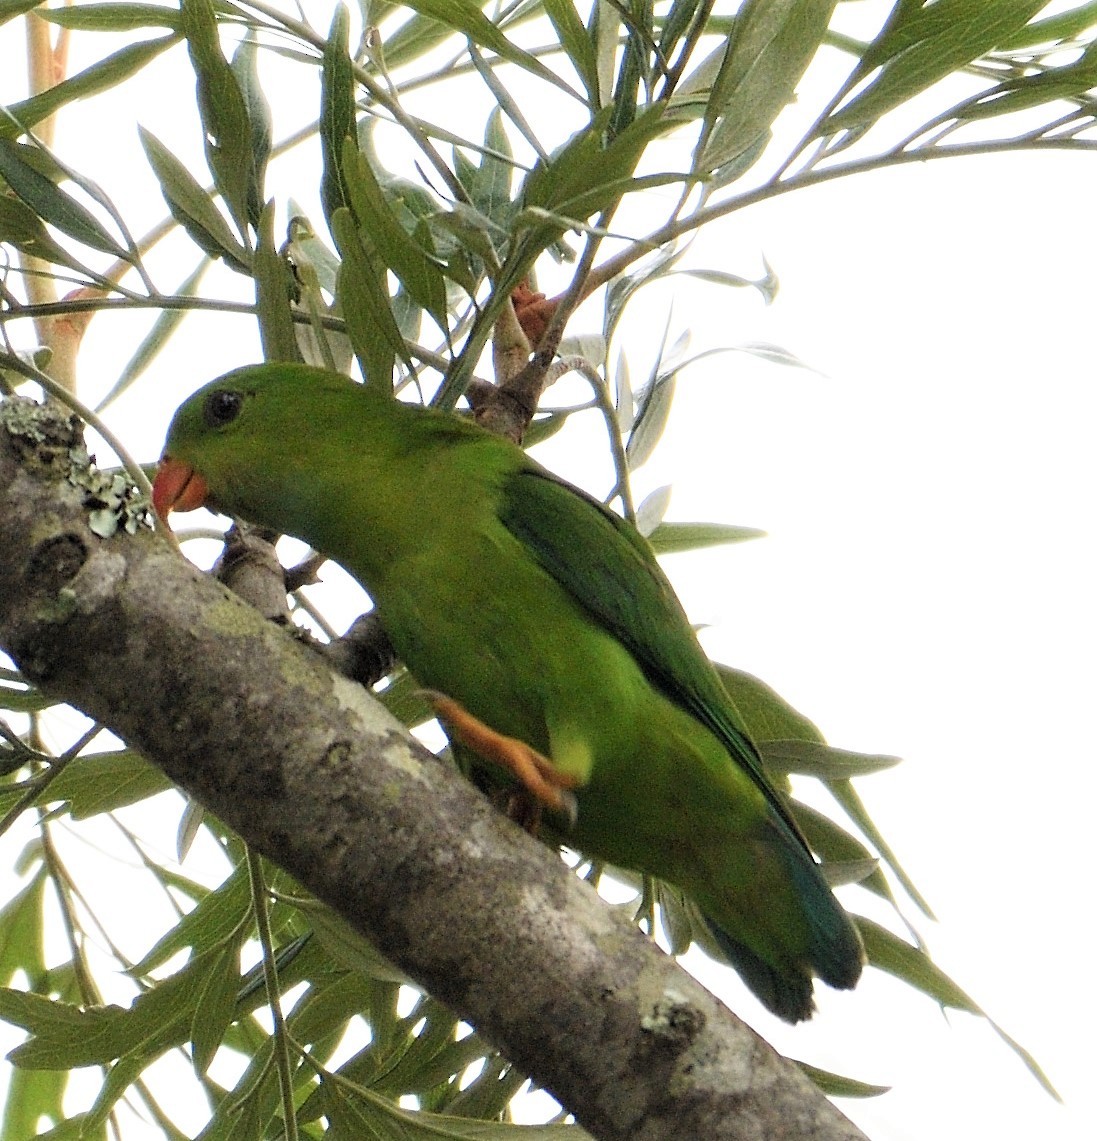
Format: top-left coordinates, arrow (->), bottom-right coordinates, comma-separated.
0,396 -> 866,1141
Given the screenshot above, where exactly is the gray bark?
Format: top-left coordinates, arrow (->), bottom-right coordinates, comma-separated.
0,396 -> 867,1141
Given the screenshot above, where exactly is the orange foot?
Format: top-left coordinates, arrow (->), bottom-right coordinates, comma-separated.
511,281 -> 558,346
422,691 -> 579,825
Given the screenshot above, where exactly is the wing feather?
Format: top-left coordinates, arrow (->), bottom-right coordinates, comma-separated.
497,468 -> 810,851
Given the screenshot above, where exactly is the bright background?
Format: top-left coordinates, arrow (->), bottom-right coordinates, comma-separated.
2,3 -> 1094,1139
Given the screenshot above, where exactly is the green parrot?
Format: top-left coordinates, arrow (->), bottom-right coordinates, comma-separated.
152,362 -> 863,1021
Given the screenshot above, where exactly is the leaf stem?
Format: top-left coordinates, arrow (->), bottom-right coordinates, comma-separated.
246,848 -> 299,1141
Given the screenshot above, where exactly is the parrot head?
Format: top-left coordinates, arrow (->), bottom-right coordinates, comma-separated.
152,364 -> 351,523
152,380 -> 255,520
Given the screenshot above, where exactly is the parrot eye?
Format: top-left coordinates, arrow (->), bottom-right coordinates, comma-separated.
203,389 -> 244,428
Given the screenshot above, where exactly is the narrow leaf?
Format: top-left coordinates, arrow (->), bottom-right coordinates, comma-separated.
231,32 -> 272,229
696,0 -> 837,174
825,0 -> 1048,133
138,125 -> 251,272
330,207 -> 398,394
544,0 -> 600,103
714,663 -> 825,744
128,863 -> 248,977
35,2 -> 181,31
0,0 -> 47,25
35,750 -> 172,819
762,740 -> 902,779
829,777 -> 936,920
635,484 -> 672,537
399,0 -> 577,95
0,139 -> 128,257
0,34 -> 178,135
320,4 -> 356,228
647,520 -> 766,554
997,0 -> 1097,49
341,139 -> 449,327
181,0 -> 255,240
190,938 -> 244,1074
254,201 -> 300,363
796,1062 -> 890,1098
626,373 -> 675,469
94,259 -> 211,412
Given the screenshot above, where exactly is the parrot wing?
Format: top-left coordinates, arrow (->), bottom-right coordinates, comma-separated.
496,467 -> 809,853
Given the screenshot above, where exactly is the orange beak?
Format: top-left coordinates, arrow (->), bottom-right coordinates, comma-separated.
152,456 -> 210,521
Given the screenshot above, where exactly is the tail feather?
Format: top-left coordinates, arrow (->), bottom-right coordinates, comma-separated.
706,922 -> 817,1023
703,820 -> 864,1023
784,832 -> 865,993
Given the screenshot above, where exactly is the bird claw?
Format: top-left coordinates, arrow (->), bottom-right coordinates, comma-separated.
419,689 -> 580,825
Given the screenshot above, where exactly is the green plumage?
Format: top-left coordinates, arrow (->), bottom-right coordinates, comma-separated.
156,363 -> 863,1021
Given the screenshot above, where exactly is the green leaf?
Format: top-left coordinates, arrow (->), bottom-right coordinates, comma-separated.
307,904 -> 407,984
341,139 -> 449,328
282,215 -> 354,372
5,932 -> 253,1072
138,125 -> 251,272
128,862 -> 249,976
35,749 -> 172,819
0,674 -> 58,713
762,740 -> 902,780
996,0 -> 1097,49
522,409 -> 572,447
944,42 -> 1097,126
608,0 -> 658,139
795,1061 -> 890,1098
521,104 -> 673,231
0,139 -> 128,257
0,0 -> 47,25
0,34 -> 178,135
0,988 -> 129,1069
714,663 -> 825,744
544,0 -> 599,104
858,915 -> 983,1009
455,107 -> 517,232
279,969 -> 376,1048
330,207 -> 402,394
35,2 -> 181,31
398,0 -> 576,94
197,1037 -> 277,1140
230,31 -> 272,229
373,7 -> 457,72
828,777 -> 936,920
824,0 -> 1049,133
320,4 -> 357,229
694,0 -> 838,174
0,1067 -> 68,1140
626,372 -> 675,469
320,1072 -> 592,1140
191,938 -> 245,1074
657,0 -> 709,82
0,866 -> 47,987
254,201 -> 300,364
180,0 -> 256,240
792,802 -> 894,901
442,1054 -> 529,1121
647,521 -> 766,554
83,1051 -> 148,1134
94,258 -> 211,412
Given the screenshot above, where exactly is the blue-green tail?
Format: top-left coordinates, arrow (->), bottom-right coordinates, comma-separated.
705,827 -> 864,1023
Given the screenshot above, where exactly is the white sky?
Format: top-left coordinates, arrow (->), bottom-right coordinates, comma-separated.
1,4 -> 1094,1139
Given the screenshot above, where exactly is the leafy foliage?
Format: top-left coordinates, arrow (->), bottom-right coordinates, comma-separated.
2,0 -> 1084,1134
